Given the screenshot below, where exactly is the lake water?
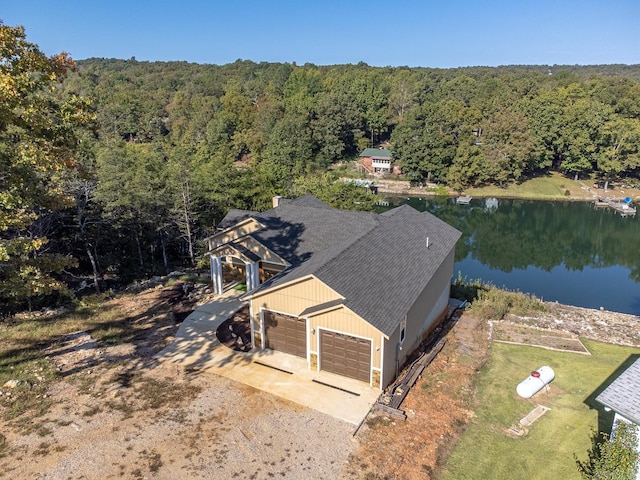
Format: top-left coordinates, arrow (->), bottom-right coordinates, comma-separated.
381,196 -> 640,315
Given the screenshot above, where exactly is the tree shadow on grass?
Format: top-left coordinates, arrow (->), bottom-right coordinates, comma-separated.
0,282 -> 196,381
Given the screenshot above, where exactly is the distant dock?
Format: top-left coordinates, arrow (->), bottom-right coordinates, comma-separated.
577,181 -> 637,217
595,196 -> 636,216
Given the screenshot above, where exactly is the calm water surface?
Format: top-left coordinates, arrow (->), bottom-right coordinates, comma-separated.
383,197 -> 640,315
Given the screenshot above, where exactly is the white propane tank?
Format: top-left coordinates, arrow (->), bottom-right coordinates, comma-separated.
516,366 -> 555,399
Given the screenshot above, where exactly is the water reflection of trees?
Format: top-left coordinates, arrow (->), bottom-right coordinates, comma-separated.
390,197 -> 640,280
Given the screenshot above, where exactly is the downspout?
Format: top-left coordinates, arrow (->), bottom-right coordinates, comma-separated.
395,340 -> 400,379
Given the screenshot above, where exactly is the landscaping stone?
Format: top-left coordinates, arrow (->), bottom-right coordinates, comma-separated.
520,404 -> 550,427
508,303 -> 640,347
2,379 -> 20,389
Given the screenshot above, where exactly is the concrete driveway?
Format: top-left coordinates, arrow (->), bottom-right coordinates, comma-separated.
156,289 -> 379,425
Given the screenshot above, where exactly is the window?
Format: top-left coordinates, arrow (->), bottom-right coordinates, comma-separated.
400,317 -> 406,344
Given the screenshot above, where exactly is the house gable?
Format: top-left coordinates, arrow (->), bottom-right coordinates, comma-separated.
232,236 -> 289,266
206,217 -> 264,250
209,242 -> 261,264
249,275 -> 343,316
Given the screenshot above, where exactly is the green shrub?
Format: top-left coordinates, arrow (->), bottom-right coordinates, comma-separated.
470,287 -> 547,320
578,421 -> 639,479
450,273 -> 490,302
427,185 -> 450,196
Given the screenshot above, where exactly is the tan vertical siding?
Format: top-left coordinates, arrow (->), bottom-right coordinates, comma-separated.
382,329 -> 401,389
251,276 -> 340,317
399,249 -> 455,366
381,248 -> 456,388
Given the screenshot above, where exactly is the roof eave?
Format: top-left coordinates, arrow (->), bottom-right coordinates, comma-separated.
596,399 -> 640,425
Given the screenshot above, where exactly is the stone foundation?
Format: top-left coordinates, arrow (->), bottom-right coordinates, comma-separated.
372,370 -> 381,389
310,353 -> 318,371
253,332 -> 262,349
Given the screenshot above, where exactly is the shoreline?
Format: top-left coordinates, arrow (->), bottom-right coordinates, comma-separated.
377,188 -> 591,202
373,177 -> 640,203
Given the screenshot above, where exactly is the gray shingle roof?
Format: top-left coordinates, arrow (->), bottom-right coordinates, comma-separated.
219,196 -> 461,336
228,241 -> 262,262
219,196 -> 334,229
298,299 -> 346,317
596,358 -> 640,424
279,194 -> 334,209
218,208 -> 256,228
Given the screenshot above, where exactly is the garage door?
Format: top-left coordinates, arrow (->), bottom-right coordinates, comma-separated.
320,331 -> 371,383
263,310 -> 307,358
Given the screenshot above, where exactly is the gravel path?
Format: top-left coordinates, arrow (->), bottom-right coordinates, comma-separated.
2,365 -> 357,480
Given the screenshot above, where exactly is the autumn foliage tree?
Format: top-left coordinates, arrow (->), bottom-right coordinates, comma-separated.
0,23 -> 89,314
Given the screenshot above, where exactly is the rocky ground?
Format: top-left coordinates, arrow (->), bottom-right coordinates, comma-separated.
0,284 -> 356,480
1,283 -> 638,479
508,302 -> 640,347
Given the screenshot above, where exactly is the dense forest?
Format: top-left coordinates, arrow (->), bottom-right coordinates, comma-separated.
2,22 -> 640,314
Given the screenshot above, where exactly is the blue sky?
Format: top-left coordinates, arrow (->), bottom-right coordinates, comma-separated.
3,0 -> 639,67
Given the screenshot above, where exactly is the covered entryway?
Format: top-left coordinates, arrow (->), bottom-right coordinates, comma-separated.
263,311 -> 307,358
320,330 -> 371,383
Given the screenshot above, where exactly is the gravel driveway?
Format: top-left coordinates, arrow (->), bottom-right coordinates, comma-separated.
2,364 -> 358,480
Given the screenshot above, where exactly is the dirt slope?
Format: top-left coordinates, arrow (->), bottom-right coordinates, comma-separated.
346,313 -> 490,480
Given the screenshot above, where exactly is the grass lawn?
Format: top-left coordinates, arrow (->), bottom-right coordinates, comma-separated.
442,339 -> 640,480
463,172 -> 594,200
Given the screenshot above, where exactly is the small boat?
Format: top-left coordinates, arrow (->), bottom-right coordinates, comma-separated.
457,195 -> 472,205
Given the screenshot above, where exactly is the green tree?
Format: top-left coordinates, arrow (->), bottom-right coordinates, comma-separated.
526,83 -> 610,177
0,23 -> 88,313
578,420 -> 639,480
289,173 -> 376,211
220,79 -> 256,160
481,109 -> 534,184
94,141 -> 171,273
311,89 -> 361,165
597,116 -> 640,190
260,115 -> 314,183
282,66 -> 320,117
349,68 -> 389,146
388,69 -> 421,124
447,143 -> 486,191
391,100 -> 465,183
